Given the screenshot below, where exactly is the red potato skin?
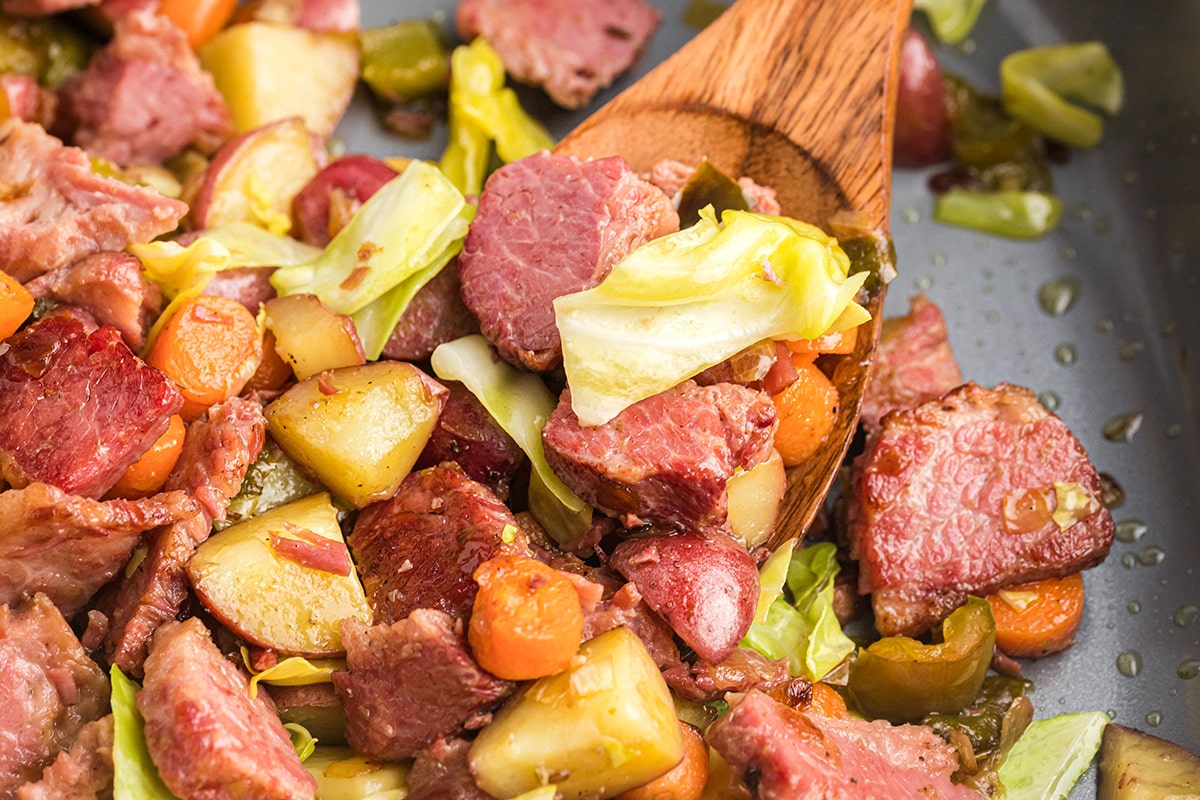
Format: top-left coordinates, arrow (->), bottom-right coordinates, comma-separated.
291,154 -> 399,247
609,530 -> 760,664
893,29 -> 951,167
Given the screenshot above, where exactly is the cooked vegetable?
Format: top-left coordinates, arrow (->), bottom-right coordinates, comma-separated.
807,682 -> 850,718
1001,42 -> 1123,149
222,440 -> 325,528
676,161 -> 751,227
725,448 -> 787,548
430,334 -> 592,545
771,354 -> 839,467
262,294 -> 365,381
188,493 -> 372,656
0,11 -> 91,88
264,361 -> 447,507
284,722 -> 317,762
468,554 -> 585,680
786,325 -> 858,357
469,626 -> 685,800
270,160 -> 472,359
924,675 -> 1033,762
359,19 -> 448,102
986,572 -> 1085,658
894,28 -> 952,167
942,74 -> 1053,192
145,294 -> 263,420
0,267 -> 34,340
555,208 -> 870,426
997,710 -> 1109,799
616,721 -> 708,800
440,37 -> 554,196
160,0 -> 238,51
200,21 -> 359,137
847,596 -> 996,723
303,746 -> 410,800
913,0 -> 988,45
109,414 -> 186,499
1097,723 -> 1200,800
933,189 -> 1063,239
111,666 -> 176,800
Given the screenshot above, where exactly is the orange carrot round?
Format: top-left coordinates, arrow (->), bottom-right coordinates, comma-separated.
245,329 -> 293,392
616,721 -> 708,800
987,573 -> 1085,659
146,294 -> 262,421
0,269 -> 34,341
806,681 -> 851,718
159,0 -> 237,50
468,554 -> 584,681
785,325 -> 860,358
772,354 -> 839,467
108,414 -> 187,499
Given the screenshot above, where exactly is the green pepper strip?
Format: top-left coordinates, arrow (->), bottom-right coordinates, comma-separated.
933,188 -> 1063,239
912,0 -> 988,45
358,19 -> 449,102
1000,42 -> 1123,149
847,596 -> 996,724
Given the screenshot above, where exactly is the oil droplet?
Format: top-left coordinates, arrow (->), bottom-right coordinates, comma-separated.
931,251 -> 947,267
1038,277 -> 1082,316
1138,545 -> 1165,566
1071,205 -> 1093,222
1115,519 -> 1147,543
1099,473 -> 1125,508
1096,317 -> 1115,333
1127,601 -> 1142,614
1162,321 -> 1178,336
1061,246 -> 1077,260
1094,216 -> 1112,234
914,275 -> 932,291
1103,411 -> 1144,442
957,38 -> 977,55
1038,391 -> 1061,411
1167,423 -> 1182,439
902,206 -> 921,224
1124,170 -> 1139,184
1178,658 -> 1200,679
1054,344 -> 1077,365
986,310 -> 1000,324
1119,341 -> 1145,360
1117,650 -> 1143,677
1121,553 -> 1136,569
1174,605 -> 1198,627
1145,711 -> 1163,727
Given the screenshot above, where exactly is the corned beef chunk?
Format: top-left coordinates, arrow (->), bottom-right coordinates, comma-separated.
17,715 -> 114,800
0,0 -> 95,14
542,382 -> 777,532
456,0 -> 661,109
0,594 -> 109,798
0,75 -> 55,128
408,737 -> 497,800
0,483 -> 196,617
200,266 -> 276,315
333,611 -> 513,761
0,122 -> 186,282
382,260 -> 479,362
860,293 -> 963,433
97,396 -> 265,676
24,252 -> 162,350
458,152 -> 678,372
0,311 -> 182,499
846,382 -> 1114,637
138,619 -> 316,800
582,582 -> 682,673
707,690 -> 979,800
56,11 -> 232,166
414,381 -> 525,501
348,463 -> 530,624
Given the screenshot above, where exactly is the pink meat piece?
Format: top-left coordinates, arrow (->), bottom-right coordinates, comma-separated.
0,122 -> 186,282
17,715 -> 114,800
860,293 -> 964,433
456,0 -> 661,109
458,151 -> 678,372
647,158 -> 783,215
846,382 -> 1115,637
0,311 -> 183,499
381,260 -> 478,362
57,10 -> 232,166
0,75 -> 54,128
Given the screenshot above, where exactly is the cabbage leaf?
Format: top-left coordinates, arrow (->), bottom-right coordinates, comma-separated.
554,208 -> 870,426
111,665 -> 179,800
1000,42 -> 1123,149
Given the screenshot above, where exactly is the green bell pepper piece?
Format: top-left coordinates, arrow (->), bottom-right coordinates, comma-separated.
933,188 -> 1063,239
1001,42 -> 1123,149
359,19 -> 449,103
913,0 -> 988,45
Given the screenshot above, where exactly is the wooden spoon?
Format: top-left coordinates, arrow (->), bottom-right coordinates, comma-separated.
556,0 -> 912,544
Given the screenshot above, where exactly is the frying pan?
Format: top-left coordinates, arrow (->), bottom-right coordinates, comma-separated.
342,0 -> 1200,791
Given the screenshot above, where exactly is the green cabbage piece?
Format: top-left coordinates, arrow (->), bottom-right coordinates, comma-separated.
283,723 -> 318,763
270,160 -> 472,359
554,208 -> 870,426
933,189 -> 1063,239
1000,42 -> 1123,149
430,335 -> 592,545
111,665 -> 178,800
740,542 -> 855,681
997,711 -> 1109,799
913,0 -> 988,45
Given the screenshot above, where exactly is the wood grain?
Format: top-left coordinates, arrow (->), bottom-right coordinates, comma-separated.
557,0 -> 912,542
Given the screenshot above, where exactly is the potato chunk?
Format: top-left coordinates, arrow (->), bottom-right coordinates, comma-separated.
1097,723 -> 1200,799
264,362 -> 448,507
469,627 -> 684,800
188,493 -> 371,656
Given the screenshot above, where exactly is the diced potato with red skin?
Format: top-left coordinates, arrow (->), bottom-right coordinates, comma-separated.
263,294 -> 365,380
726,449 -> 786,548
188,493 -> 372,656
189,116 -> 319,230
894,29 -> 951,167
264,362 -> 448,507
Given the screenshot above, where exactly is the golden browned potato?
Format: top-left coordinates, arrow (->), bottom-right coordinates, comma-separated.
302,746 -> 410,800
263,294 -> 365,381
726,448 -> 786,548
1097,723 -> 1200,799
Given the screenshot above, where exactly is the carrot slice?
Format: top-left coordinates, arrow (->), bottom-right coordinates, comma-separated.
0,269 -> 34,341
145,294 -> 262,420
807,681 -> 851,718
468,554 -> 584,681
159,0 -> 238,50
786,325 -> 859,357
108,414 -> 186,499
771,354 -> 839,467
616,721 -> 708,800
987,573 -> 1085,659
